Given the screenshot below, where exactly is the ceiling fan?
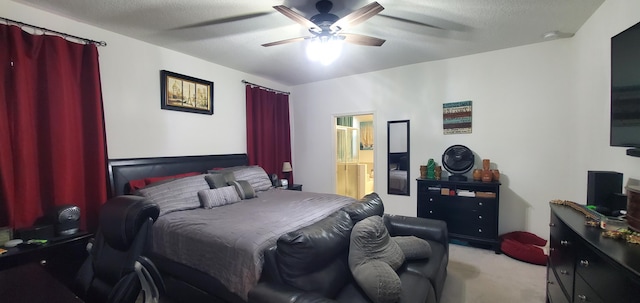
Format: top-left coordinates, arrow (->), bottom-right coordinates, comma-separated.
262,0 -> 386,48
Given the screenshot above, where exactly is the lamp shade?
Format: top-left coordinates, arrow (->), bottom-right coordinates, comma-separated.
282,162 -> 292,173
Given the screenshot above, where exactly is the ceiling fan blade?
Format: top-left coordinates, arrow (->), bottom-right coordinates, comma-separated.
273,5 -> 321,33
330,1 -> 384,32
377,14 -> 443,30
171,12 -> 274,30
261,36 -> 309,47
341,33 -> 385,46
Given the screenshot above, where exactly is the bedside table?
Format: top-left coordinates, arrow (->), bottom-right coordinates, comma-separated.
0,231 -> 92,287
287,184 -> 303,191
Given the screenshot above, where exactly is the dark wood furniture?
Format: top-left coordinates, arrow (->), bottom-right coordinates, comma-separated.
417,178 -> 501,253
0,263 -> 84,302
0,231 -> 91,287
547,204 -> 640,303
287,184 -> 303,191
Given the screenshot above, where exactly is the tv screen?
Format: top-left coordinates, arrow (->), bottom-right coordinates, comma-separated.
611,21 -> 640,149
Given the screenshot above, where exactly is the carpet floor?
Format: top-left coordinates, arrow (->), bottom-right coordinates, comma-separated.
440,243 -> 547,303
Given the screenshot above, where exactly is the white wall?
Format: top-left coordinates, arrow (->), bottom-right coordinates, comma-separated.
6,0 -> 640,238
291,0 -> 640,238
4,1 -> 290,159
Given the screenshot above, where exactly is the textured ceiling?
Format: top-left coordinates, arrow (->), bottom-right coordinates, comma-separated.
12,0 -> 604,86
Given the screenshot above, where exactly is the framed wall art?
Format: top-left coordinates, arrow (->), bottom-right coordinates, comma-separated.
160,70 -> 214,115
443,100 -> 472,134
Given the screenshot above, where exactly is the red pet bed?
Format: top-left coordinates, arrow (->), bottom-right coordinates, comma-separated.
500,231 -> 547,266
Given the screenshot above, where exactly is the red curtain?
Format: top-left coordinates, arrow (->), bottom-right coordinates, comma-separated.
245,86 -> 293,183
0,24 -> 108,231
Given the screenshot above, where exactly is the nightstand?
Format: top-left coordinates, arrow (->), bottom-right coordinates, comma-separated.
287,184 -> 303,191
0,231 -> 92,287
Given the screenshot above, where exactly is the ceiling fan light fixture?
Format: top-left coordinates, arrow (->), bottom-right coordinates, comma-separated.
306,36 -> 343,65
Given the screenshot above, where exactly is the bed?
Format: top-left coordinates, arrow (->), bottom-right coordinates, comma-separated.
388,152 -> 409,194
108,154 -> 357,303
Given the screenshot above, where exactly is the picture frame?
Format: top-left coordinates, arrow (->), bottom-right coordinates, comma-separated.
160,70 -> 214,115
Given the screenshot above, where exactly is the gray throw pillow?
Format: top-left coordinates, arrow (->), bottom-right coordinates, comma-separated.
352,261 -> 402,303
231,166 -> 273,192
137,175 -> 209,216
393,236 -> 432,260
349,215 -> 405,303
197,186 -> 241,208
205,173 -> 229,189
228,180 -> 257,199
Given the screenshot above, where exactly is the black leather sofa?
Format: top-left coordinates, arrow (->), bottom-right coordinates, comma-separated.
248,193 -> 449,303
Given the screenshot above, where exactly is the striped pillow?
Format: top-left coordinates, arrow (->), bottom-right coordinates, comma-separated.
232,166 -> 273,192
198,186 -> 241,208
229,180 -> 257,199
137,175 -> 209,216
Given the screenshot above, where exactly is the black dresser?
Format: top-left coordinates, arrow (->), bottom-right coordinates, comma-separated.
417,178 -> 501,253
548,204 -> 640,303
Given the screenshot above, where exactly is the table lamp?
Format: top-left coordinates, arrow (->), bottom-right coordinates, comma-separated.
282,162 -> 292,187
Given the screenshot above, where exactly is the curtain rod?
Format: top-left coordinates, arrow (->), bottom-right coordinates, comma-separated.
0,16 -> 107,46
242,80 -> 290,95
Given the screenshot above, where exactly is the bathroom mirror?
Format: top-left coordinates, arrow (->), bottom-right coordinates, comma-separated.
387,120 -> 410,196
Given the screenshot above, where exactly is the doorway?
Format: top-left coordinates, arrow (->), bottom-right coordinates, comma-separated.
335,114 -> 375,199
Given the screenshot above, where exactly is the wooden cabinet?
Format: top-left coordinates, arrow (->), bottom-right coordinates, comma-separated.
547,204 -> 640,303
417,178 -> 501,253
0,232 -> 91,288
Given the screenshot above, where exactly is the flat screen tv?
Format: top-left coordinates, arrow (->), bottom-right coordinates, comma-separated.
611,20 -> 640,157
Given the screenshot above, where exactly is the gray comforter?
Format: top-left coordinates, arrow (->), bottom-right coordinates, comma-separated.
151,188 -> 357,300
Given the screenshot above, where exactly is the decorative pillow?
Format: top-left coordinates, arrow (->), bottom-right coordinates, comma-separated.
228,180 -> 257,199
349,215 -> 405,303
127,179 -> 147,193
231,166 -> 273,192
144,171 -> 200,185
393,236 -> 432,260
198,186 -> 241,208
352,260 -> 401,303
137,175 -> 209,216
205,173 -> 235,189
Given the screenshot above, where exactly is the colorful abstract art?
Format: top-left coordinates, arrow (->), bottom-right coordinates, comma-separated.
443,101 -> 472,134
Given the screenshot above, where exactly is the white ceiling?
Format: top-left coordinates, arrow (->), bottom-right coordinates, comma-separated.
12,0 -> 604,86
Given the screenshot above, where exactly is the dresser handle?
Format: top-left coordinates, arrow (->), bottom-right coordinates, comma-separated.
549,223 -> 556,227
40,260 -> 47,266
560,240 -> 569,246
560,270 -> 569,275
577,294 -> 587,301
478,228 -> 482,233
429,198 -> 433,202
580,260 -> 590,267
547,281 -> 554,285
429,211 -> 433,214
478,202 -> 483,206
478,215 -> 483,219
550,247 -> 555,252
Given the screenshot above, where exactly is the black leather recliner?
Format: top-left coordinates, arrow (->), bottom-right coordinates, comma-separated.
249,193 -> 449,303
74,195 -> 164,303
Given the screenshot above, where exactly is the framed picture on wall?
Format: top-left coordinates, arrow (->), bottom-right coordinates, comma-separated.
160,70 -> 214,115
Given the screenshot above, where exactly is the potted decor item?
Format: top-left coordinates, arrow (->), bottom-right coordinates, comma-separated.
426,159 -> 436,179
481,159 -> 493,183
473,169 -> 482,181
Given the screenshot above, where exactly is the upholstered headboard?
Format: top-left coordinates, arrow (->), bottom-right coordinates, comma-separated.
108,154 -> 249,197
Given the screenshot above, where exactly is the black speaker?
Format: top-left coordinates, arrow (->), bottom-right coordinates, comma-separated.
587,171 -> 623,209
50,205 -> 81,236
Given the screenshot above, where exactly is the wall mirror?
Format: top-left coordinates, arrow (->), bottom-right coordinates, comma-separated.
387,120 -> 410,196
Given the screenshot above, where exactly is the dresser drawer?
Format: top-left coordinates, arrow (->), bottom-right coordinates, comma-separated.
547,265 -> 570,303
574,275 -> 604,303
447,213 -> 497,237
549,213 -> 575,300
576,245 -> 640,302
